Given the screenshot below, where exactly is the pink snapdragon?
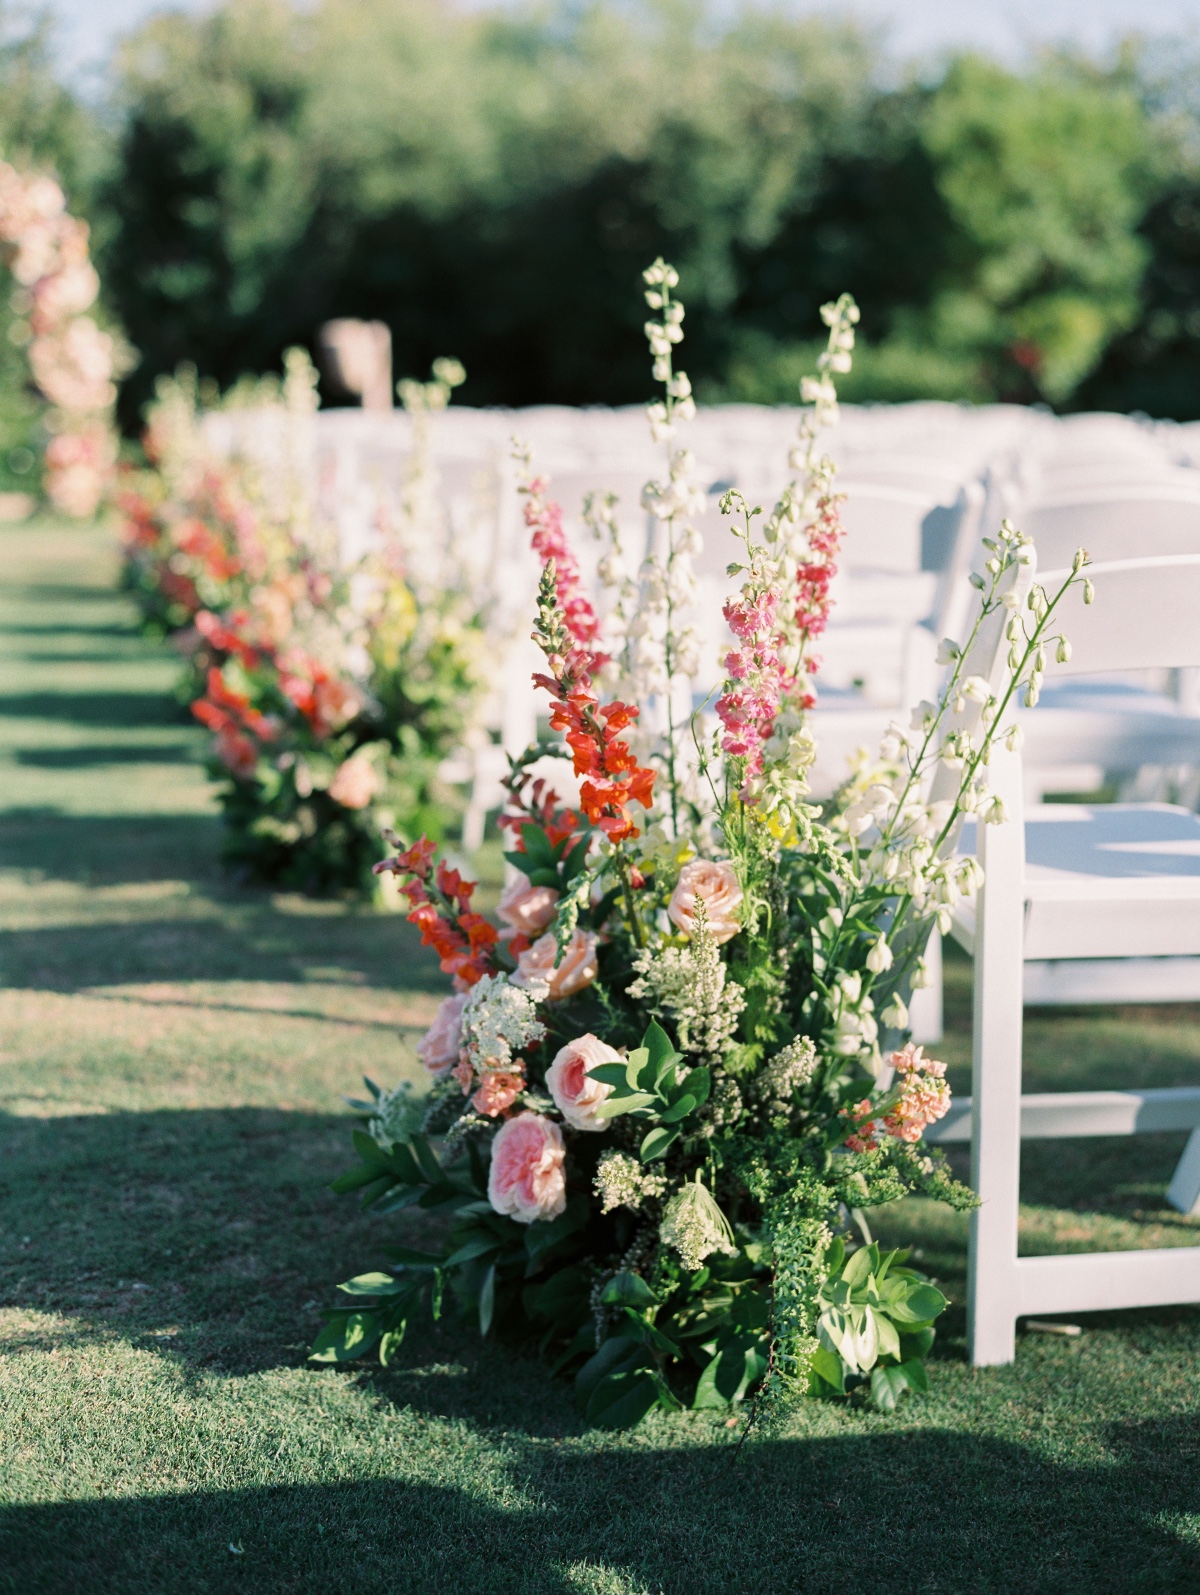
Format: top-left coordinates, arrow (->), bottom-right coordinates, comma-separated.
793,491 -> 846,672
881,1043 -> 951,1143
521,475 -> 606,657
715,586 -> 793,779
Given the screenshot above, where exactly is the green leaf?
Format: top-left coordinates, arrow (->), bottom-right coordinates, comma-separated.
329,1163 -> 389,1195
898,1327 -> 936,1362
624,1311 -> 682,1359
337,1272 -> 406,1297
639,1125 -> 680,1162
824,1235 -> 846,1278
444,1233 -> 502,1268
842,1243 -> 880,1290
593,1092 -> 657,1120
808,1343 -> 846,1395
575,1335 -> 643,1406
693,1336 -> 761,1409
478,1263 -> 496,1336
386,1247 -> 446,1270
532,1266 -> 591,1327
355,1174 -> 398,1209
526,868 -> 561,888
624,1047 -> 649,1089
351,1130 -> 390,1169
378,1324 -> 407,1366
679,1066 -> 710,1108
586,1367 -> 660,1430
874,1309 -> 901,1362
588,1063 -> 630,1088
659,1093 -> 697,1125
731,1289 -> 770,1333
408,1135 -> 444,1185
309,1310 -> 381,1364
890,1283 -> 947,1325
600,1271 -> 659,1309
869,1357 -> 929,1412
371,1185 -> 425,1214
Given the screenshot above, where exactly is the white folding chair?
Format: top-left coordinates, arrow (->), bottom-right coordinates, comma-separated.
926,553 -> 1200,1364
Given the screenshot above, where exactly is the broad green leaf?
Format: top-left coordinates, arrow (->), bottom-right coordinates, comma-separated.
642,1019 -> 678,1072
592,1092 -> 657,1120
600,1271 -> 659,1308
478,1263 -> 496,1336
309,1310 -> 381,1364
337,1271 -> 406,1297
731,1289 -> 770,1333
623,1310 -> 682,1359
896,1355 -> 929,1393
658,1093 -> 697,1125
639,1125 -> 680,1163
356,1174 -> 398,1209
624,1048 -> 649,1089
679,1066 -> 710,1108
575,1335 -> 642,1405
351,1130 -> 390,1169
371,1185 -> 426,1214
532,1266 -> 591,1326
870,1364 -> 905,1412
898,1327 -> 936,1362
518,823 -> 559,869
824,1235 -> 846,1278
648,1370 -> 683,1413
853,1309 -> 880,1372
842,1243 -> 880,1289
587,1063 -> 630,1088
875,1310 -> 901,1361
890,1283 -> 947,1325
586,1367 -> 660,1430
526,868 -> 560,888
808,1343 -> 845,1395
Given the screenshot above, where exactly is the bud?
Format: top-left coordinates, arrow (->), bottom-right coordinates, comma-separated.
1072,547 -> 1088,574
1083,578 -> 1095,605
1056,636 -> 1072,664
866,936 -> 894,975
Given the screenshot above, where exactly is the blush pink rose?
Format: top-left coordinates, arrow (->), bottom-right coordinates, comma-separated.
328,753 -> 381,810
546,1034 -> 620,1131
511,929 -> 599,1000
487,1112 -> 567,1224
496,879 -> 560,937
473,1069 -> 525,1118
415,992 -> 468,1078
667,859 -> 743,944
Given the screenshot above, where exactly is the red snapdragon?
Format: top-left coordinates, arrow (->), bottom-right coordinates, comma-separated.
374,836 -> 498,986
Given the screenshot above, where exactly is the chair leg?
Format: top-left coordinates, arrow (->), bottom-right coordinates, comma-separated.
968,744 -> 1026,1366
909,929 -> 943,1045
1167,1128 -> 1200,1216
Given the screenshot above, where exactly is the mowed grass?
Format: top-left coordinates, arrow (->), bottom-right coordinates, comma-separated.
1,520 -> 1199,1595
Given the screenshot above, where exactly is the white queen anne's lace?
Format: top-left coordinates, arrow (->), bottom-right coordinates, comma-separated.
459,974 -> 545,1072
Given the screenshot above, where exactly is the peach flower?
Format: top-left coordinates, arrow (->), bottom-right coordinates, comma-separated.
415,993 -> 468,1078
546,1034 -> 620,1132
473,1070 -> 525,1118
667,859 -> 743,944
328,753 -> 381,810
511,928 -> 598,1000
487,1112 -> 566,1224
496,878 -> 560,937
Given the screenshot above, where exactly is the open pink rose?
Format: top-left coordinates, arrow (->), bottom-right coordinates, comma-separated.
546,1034 -> 620,1131
511,928 -> 599,1000
487,1112 -> 567,1224
668,859 -> 743,944
473,1069 -> 525,1118
496,879 -> 560,936
415,993 -> 468,1078
328,753 -> 381,810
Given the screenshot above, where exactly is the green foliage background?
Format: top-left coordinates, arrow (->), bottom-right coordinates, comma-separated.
12,0 -> 1200,421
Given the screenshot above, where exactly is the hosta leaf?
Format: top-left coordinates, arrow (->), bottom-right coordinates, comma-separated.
478,1263 -> 496,1336
575,1336 -> 643,1405
890,1283 -> 947,1325
337,1272 -> 406,1297
309,1311 -> 381,1364
658,1093 -> 697,1124
600,1271 -> 659,1309
842,1243 -> 880,1289
586,1367 -> 660,1430
593,1092 -> 657,1120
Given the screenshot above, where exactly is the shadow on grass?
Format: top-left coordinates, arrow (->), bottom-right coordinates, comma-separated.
0,1422 -> 1197,1594
0,1105 -> 386,1378
0,691 -> 181,727
14,743 -> 201,769
0,811 -> 225,886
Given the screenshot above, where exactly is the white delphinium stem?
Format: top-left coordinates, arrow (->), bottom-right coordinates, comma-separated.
639,257 -> 704,835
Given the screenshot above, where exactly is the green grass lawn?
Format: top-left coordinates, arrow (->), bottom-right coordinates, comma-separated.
1,520 -> 1199,1594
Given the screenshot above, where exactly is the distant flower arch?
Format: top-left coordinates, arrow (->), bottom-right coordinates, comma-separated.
0,160 -> 118,518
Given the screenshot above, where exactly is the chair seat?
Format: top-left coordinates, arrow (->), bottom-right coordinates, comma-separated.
956,803 -> 1200,959
1021,679 -> 1200,768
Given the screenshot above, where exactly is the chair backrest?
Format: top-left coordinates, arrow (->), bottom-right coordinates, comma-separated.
1039,554 -> 1200,677
1021,490 -> 1200,569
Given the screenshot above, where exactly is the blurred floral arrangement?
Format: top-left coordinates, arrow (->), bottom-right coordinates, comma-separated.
118,353 -> 486,895
0,159 -> 121,517
314,262 -> 1092,1427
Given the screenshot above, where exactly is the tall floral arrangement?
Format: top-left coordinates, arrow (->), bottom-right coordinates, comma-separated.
315,263 -> 1092,1425
0,159 -> 120,517
120,354 -> 486,894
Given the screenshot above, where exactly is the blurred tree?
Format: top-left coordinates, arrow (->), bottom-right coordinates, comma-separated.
0,6 -> 104,493
98,0 -> 1170,419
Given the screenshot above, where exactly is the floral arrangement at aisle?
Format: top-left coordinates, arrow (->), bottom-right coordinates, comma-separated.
0,158 -> 121,517
313,261 -> 1092,1425
119,354 -> 486,895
